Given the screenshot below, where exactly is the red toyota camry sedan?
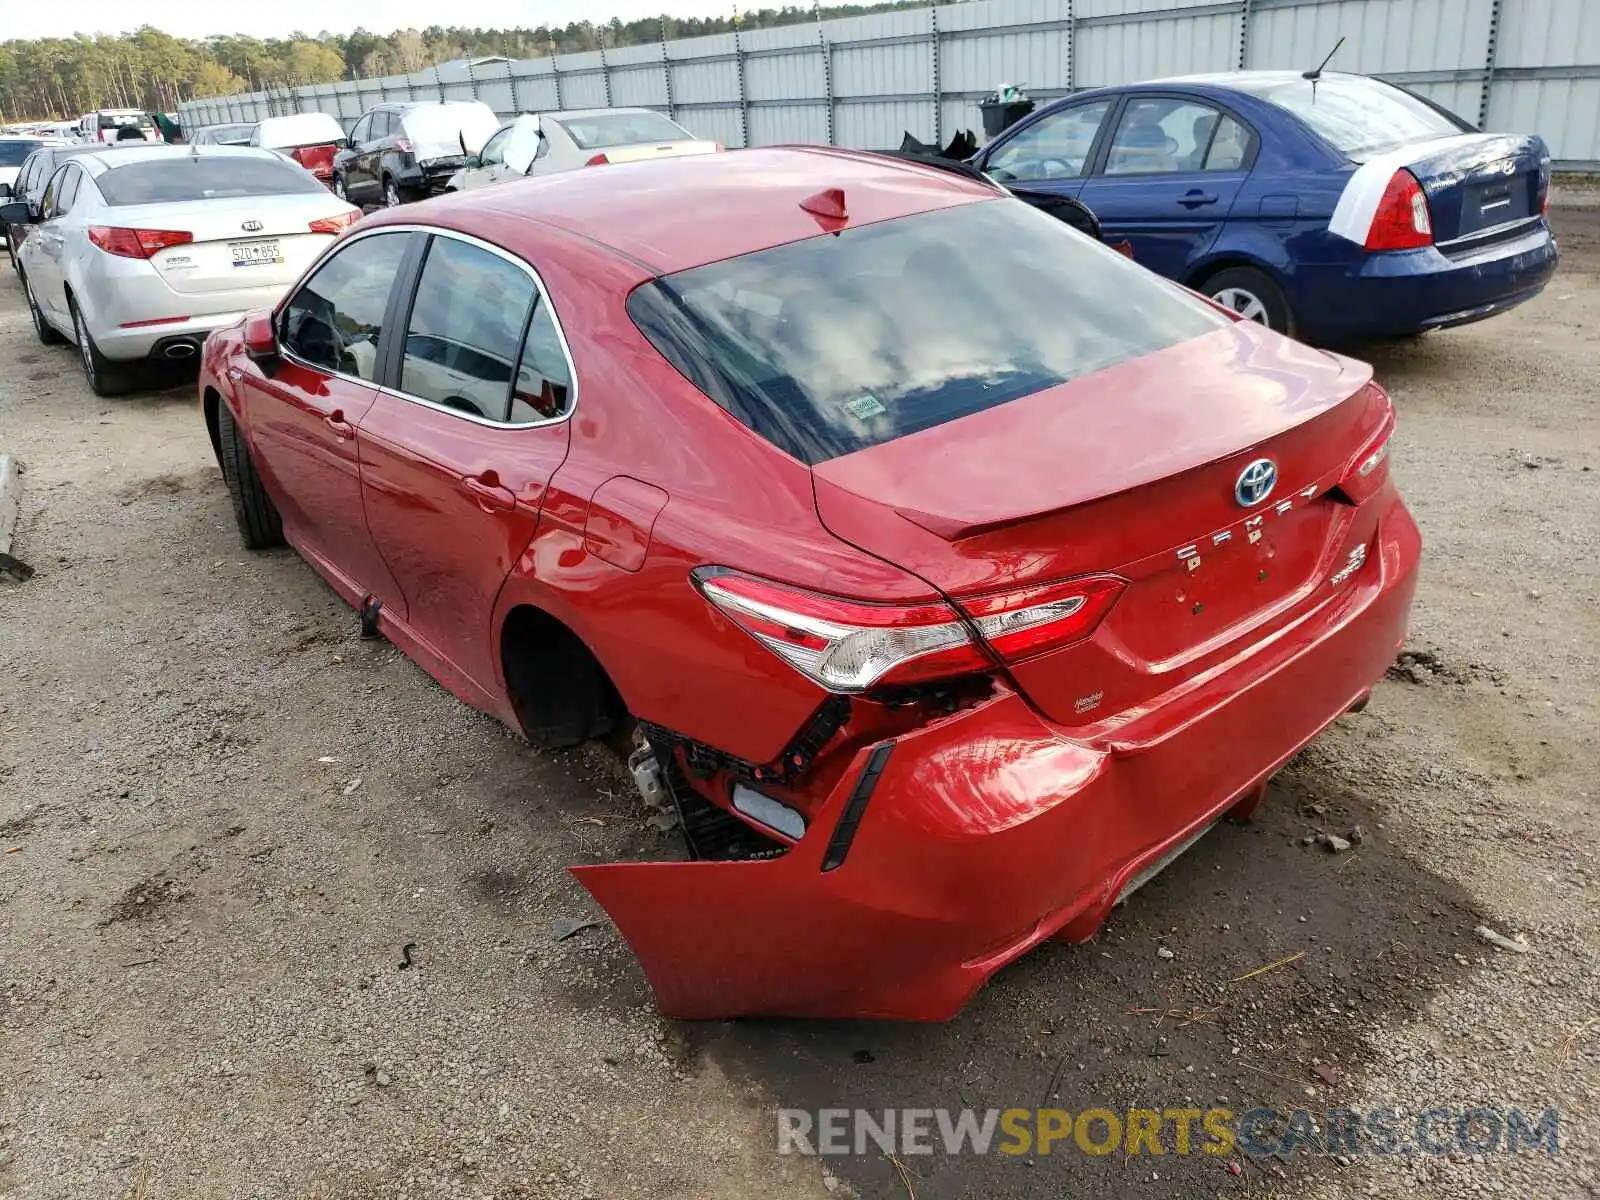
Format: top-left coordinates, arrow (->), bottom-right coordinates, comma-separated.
199,147 -> 1420,1021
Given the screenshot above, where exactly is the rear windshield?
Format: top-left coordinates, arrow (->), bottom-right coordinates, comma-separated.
629,199 -> 1226,464
97,157 -> 326,205
1228,75 -> 1468,159
558,111 -> 693,150
0,140 -> 42,166
99,113 -> 153,131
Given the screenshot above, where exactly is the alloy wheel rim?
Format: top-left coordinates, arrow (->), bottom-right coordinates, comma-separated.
1212,287 -> 1269,324
386,183 -> 399,207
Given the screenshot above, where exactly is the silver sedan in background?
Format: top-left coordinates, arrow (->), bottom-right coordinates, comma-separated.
5,144 -> 360,396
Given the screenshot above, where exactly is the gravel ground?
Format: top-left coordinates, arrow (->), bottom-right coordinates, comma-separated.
1,210 -> 1596,1200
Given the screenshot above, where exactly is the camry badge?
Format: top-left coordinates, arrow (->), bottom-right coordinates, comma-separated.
1234,459 -> 1277,508
241,219 -> 264,232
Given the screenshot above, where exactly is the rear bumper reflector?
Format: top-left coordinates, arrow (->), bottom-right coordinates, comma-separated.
821,741 -> 894,872
120,315 -> 190,328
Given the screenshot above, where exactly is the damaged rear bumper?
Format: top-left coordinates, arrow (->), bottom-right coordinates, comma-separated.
572,503 -> 1421,1021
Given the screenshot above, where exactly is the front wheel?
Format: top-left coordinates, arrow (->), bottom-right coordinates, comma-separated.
1201,266 -> 1293,335
217,402 -> 284,549
24,274 -> 65,346
333,175 -> 349,202
383,178 -> 402,208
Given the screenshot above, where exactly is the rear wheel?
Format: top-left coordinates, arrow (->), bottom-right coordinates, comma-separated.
217,402 -> 284,549
1201,267 -> 1293,335
70,297 -> 134,397
23,274 -> 65,346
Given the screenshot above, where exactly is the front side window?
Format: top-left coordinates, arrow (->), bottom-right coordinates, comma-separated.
1105,99 -> 1241,175
629,199 -> 1226,465
280,232 -> 411,379
350,115 -> 373,145
399,236 -> 536,422
478,127 -> 511,167
985,101 -> 1113,183
1228,75 -> 1468,159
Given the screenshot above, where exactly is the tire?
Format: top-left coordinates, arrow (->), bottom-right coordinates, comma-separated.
1201,266 -> 1293,335
383,177 -> 403,208
216,402 -> 284,550
23,273 -> 65,346
332,174 -> 349,202
69,296 -> 134,397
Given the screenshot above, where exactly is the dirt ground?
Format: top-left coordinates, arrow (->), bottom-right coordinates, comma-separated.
1,208 -> 1596,1200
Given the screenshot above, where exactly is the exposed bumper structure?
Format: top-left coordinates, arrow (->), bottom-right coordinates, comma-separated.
573,500 -> 1421,1021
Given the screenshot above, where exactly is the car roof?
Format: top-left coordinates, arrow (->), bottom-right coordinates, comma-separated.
70,143 -> 288,175
1148,69 -> 1367,88
385,145 -> 996,275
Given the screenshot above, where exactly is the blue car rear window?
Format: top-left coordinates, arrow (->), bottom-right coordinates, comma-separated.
1230,75 -> 1469,159
628,198 -> 1227,465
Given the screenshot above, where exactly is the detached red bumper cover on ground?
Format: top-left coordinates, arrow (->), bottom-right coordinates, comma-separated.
572,496 -> 1420,1021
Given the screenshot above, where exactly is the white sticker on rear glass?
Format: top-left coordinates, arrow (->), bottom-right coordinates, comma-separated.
841,394 -> 887,421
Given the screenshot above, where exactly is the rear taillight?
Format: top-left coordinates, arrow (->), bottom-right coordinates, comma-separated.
393,137 -> 413,154
88,226 -> 193,259
713,142 -> 726,152
694,569 -> 1124,693
956,576 -> 1125,662
309,211 -> 361,234
1339,389 -> 1397,504
585,153 -> 610,167
1365,169 -> 1433,251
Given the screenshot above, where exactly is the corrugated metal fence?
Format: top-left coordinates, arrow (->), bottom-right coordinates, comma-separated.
179,0 -> 1600,167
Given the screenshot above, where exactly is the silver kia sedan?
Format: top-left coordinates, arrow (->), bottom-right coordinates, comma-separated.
6,144 -> 361,396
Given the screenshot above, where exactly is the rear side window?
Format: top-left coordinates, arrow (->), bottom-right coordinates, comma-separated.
280,232 -> 411,380
628,199 -> 1226,465
97,157 -> 325,205
400,236 -> 537,422
0,140 -> 42,166
1228,75 -> 1468,159
556,111 -> 693,150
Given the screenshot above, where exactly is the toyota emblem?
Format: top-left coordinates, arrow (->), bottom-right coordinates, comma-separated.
1234,459 -> 1278,508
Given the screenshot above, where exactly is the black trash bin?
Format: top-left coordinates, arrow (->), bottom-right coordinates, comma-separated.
980,99 -> 1035,139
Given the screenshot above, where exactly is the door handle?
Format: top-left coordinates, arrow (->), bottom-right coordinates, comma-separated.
324,410 -> 355,438
1179,190 -> 1219,209
464,472 -> 516,512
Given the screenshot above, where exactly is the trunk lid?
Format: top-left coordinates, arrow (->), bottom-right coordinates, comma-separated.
811,324 -> 1389,727
593,140 -> 720,165
1398,132 -> 1549,246
109,195 -> 356,295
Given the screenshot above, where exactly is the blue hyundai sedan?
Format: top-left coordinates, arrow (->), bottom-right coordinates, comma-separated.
973,71 -> 1558,341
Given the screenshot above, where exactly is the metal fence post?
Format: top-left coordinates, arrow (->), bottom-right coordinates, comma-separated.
661,19 -> 675,120
600,35 -> 613,108
466,58 -> 478,101
550,40 -> 564,110
1479,0 -> 1502,128
1237,0 -> 1254,69
1066,0 -> 1076,93
931,3 -> 942,147
815,4 -> 833,147
509,62 -> 522,114
435,66 -> 446,104
733,19 -> 749,147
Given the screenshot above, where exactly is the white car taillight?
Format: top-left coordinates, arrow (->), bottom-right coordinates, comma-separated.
694,569 -> 1124,693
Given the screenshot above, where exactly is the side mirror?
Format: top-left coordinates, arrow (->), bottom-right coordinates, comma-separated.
243,312 -> 279,369
0,200 -> 32,227
465,155 -> 481,170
